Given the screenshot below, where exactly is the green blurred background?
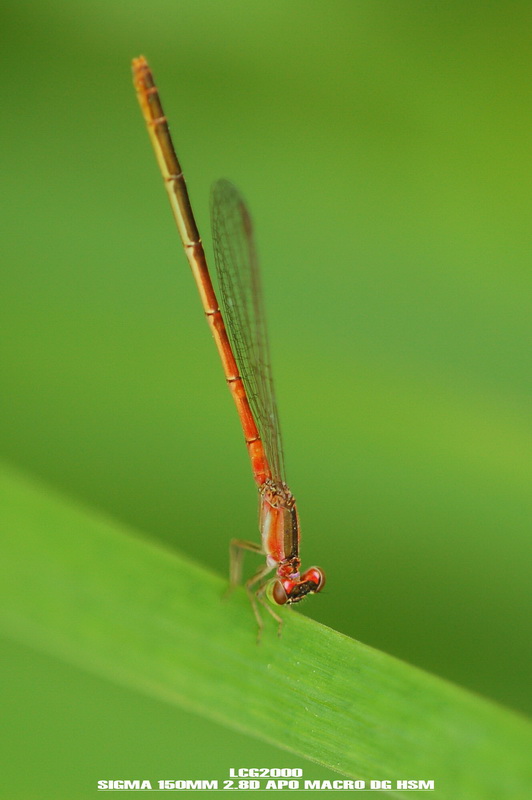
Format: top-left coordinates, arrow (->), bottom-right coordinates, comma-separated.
1,0 -> 531,796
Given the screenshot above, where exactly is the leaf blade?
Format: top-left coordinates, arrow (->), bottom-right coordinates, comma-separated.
0,461 -> 530,798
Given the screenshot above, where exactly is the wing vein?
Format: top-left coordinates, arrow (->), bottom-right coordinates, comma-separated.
210,180 -> 285,481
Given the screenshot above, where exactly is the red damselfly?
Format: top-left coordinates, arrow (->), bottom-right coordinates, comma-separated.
132,57 -> 325,636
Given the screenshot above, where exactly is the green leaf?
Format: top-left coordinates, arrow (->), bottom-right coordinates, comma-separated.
0,461 -> 530,798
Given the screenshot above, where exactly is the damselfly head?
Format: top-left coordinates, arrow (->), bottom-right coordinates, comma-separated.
269,567 -> 326,606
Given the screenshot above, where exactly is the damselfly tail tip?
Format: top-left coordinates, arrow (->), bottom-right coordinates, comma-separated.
132,55 -> 150,87
132,54 -> 147,69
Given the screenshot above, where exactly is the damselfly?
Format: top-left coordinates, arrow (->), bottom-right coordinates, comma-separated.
132,57 -> 325,636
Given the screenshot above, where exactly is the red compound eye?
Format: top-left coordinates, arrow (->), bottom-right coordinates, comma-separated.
271,580 -> 289,605
301,566 -> 326,592
270,567 -> 326,606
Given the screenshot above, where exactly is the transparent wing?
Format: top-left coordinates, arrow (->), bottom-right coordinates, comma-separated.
210,179 -> 285,482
